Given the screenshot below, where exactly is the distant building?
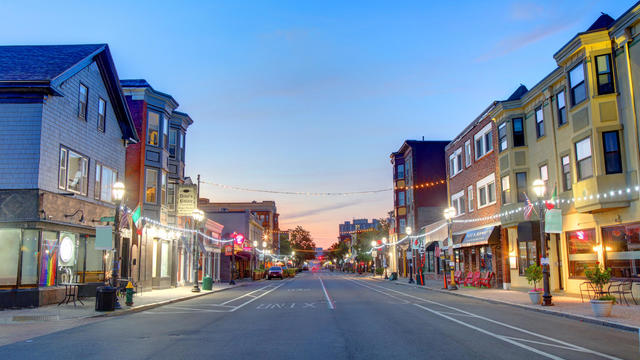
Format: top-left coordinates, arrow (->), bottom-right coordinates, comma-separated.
338,218 -> 380,242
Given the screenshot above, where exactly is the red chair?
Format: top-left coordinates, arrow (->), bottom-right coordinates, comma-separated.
454,271 -> 463,285
478,272 -> 494,288
463,272 -> 476,287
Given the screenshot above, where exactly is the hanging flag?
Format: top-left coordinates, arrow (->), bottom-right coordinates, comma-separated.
545,183 -> 557,210
523,193 -> 535,220
132,204 -> 142,234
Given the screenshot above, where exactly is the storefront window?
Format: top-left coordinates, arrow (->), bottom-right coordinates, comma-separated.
76,236 -> 105,283
152,239 -> 158,278
480,246 -> 492,272
0,229 -> 20,286
567,229 -> 597,278
161,241 -> 169,278
518,240 -> 537,276
20,230 -> 39,285
602,224 -> 640,278
40,231 -> 58,286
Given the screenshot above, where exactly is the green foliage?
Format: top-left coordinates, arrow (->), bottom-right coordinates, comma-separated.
375,267 -> 384,275
525,264 -> 543,290
289,226 -> 316,261
585,263 -> 612,294
598,294 -> 616,303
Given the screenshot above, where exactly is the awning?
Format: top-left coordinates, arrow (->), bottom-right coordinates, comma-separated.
454,226 -> 498,249
442,234 -> 464,250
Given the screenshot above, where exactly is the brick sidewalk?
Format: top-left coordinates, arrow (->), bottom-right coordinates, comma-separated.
377,276 -> 640,331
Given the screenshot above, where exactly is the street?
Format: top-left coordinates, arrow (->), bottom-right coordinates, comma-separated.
0,271 -> 636,360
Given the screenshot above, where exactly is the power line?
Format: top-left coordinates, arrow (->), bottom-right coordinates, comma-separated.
201,180 -> 391,196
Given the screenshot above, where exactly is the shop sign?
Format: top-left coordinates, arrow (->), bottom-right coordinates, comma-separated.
224,245 -> 233,256
95,226 -> 113,250
540,257 -> 550,265
545,209 -> 562,233
372,250 -> 377,257
177,185 -> 198,216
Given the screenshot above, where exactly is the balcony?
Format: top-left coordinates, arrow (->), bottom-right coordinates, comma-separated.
572,172 -> 638,213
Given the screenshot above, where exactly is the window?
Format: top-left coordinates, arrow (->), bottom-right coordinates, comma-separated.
180,133 -> 185,162
535,107 -> 544,138
602,223 -> 640,278
147,112 -> 160,146
161,172 -> 167,205
451,191 -> 465,216
561,155 -> 572,191
163,116 -> 169,149
474,124 -> 493,159
465,140 -> 472,167
95,163 -> 117,202
97,98 -> 106,132
399,218 -> 406,233
167,183 -> 176,210
78,84 -> 88,120
518,238 -> 538,276
476,174 -> 496,209
448,149 -> 462,176
566,229 -> 597,278
145,168 -> 158,204
398,191 -> 405,206
539,164 -> 548,186
0,229 -> 21,286
169,129 -> 177,158
468,186 -> 474,212
501,175 -> 510,205
397,164 -> 404,180
557,91 -> 567,126
498,122 -> 507,152
602,131 -> 622,174
59,147 -> 88,195
595,54 -> 614,95
516,172 -> 527,202
512,118 -> 525,147
569,63 -> 586,106
575,137 -> 593,180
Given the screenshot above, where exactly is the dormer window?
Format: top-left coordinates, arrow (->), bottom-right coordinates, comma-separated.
595,54 -> 614,95
569,63 -> 586,106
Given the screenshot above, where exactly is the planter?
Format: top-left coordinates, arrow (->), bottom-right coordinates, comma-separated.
528,291 -> 542,305
590,299 -> 614,317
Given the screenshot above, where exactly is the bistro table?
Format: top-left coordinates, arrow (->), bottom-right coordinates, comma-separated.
58,282 -> 85,306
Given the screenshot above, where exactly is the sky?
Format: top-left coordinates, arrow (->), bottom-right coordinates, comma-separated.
0,0 -> 634,248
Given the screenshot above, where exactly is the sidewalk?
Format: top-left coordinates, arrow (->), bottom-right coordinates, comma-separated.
376,275 -> 640,331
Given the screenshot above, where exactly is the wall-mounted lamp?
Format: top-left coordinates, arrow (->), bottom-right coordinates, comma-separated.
64,209 -> 85,223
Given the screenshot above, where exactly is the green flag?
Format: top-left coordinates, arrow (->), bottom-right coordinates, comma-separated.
132,204 -> 142,229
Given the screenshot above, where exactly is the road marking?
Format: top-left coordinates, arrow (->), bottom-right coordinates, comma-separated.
303,303 -> 316,309
319,276 -> 335,310
220,284 -> 278,305
347,278 -> 622,360
230,281 -> 288,312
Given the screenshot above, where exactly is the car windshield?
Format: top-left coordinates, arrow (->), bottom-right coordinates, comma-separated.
269,267 -> 282,271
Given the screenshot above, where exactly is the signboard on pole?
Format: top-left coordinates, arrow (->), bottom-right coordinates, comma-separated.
177,184 -> 198,216
95,226 -> 112,250
545,209 -> 562,233
372,250 -> 378,257
224,245 -> 233,256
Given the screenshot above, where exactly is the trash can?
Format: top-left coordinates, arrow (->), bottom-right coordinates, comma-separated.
95,286 -> 116,311
202,276 -> 213,290
390,272 -> 398,281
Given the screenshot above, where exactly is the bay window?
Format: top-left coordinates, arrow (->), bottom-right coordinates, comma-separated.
516,172 -> 527,202
147,111 -> 160,146
501,175 -> 510,204
512,118 -> 525,147
569,63 -> 586,106
145,168 -> 158,204
602,131 -> 622,174
535,106 -> 544,138
595,54 -> 614,95
561,155 -> 572,191
169,129 -> 177,158
575,137 -> 593,180
498,122 -> 507,152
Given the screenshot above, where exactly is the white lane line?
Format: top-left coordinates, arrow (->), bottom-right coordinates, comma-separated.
318,276 -> 335,310
230,280 -> 289,312
503,336 -> 592,353
219,284 -> 277,305
348,278 -> 622,360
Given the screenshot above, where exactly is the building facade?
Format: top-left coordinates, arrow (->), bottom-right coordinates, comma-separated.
0,44 -> 138,308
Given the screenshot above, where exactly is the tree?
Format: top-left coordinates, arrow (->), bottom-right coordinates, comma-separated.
289,226 -> 316,261
278,233 -> 292,255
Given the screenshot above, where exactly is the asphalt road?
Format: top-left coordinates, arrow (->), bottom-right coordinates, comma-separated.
0,271 -> 638,359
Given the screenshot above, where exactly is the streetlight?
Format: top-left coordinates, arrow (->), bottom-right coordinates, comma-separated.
370,240 -> 377,276
382,237 -> 388,279
111,182 -> 125,308
406,226 -> 414,284
253,240 -> 258,273
191,209 -> 205,292
444,206 -> 457,290
533,179 -> 552,306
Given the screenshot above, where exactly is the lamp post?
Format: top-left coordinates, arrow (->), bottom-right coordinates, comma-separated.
533,179 -> 553,306
252,240 -> 258,273
111,182 -> 125,308
444,206 -> 457,290
291,251 -> 295,268
382,237 -> 388,279
406,226 -> 414,284
191,209 -> 204,293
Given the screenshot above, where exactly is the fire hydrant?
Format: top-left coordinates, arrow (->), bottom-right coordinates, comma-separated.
125,281 -> 134,306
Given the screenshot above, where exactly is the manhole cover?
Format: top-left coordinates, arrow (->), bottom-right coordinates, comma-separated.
12,315 -> 59,322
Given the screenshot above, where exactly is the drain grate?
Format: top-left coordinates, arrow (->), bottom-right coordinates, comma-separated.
11,315 -> 59,322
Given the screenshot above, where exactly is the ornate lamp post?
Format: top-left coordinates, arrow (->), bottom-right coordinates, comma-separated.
252,240 -> 258,273
291,251 -> 296,268
111,182 -> 125,307
382,237 -> 388,279
191,209 -> 204,292
444,206 -> 457,290
533,179 -> 553,306
406,226 -> 414,284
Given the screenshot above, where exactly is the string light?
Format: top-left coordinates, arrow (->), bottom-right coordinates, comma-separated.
201,180 -> 391,196
394,179 -> 446,191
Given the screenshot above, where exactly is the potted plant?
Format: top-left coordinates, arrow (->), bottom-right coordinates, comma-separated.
585,262 -> 615,317
525,264 -> 543,305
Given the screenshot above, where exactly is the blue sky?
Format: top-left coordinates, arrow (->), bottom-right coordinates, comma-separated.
0,0 -> 633,247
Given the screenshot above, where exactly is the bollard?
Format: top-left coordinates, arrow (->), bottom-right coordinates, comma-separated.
125,281 -> 134,306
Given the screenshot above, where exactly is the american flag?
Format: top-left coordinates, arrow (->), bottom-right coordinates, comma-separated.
523,192 -> 534,220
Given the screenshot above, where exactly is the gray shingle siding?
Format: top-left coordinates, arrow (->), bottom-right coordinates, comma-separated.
39,61 -> 126,203
0,103 -> 43,188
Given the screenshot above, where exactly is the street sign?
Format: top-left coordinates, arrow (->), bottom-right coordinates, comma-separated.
372,250 -> 377,257
99,216 -> 115,223
540,257 -> 550,265
545,209 -> 562,233
177,184 -> 198,216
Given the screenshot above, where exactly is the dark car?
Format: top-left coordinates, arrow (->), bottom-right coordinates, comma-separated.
267,266 -> 283,280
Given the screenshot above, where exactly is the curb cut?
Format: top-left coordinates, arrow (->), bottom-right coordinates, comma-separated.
91,282 -> 249,319
373,278 -> 639,333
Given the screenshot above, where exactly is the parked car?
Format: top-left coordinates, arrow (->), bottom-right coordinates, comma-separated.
267,266 -> 283,280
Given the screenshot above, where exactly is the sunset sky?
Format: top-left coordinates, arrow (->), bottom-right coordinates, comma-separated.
0,0 -> 632,248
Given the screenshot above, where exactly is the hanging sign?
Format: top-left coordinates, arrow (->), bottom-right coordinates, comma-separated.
177,185 -> 198,216
95,226 -> 113,250
545,209 -> 562,233
372,250 -> 378,257
224,245 -> 233,256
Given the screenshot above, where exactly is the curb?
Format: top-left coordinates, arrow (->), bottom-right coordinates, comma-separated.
374,278 -> 640,333
91,282 -> 249,319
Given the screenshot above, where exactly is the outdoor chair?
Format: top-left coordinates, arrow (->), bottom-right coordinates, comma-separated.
579,281 -> 596,303
454,271 -> 463,285
464,271 -> 480,287
478,272 -> 494,288
609,280 -> 637,305
462,272 -> 474,286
